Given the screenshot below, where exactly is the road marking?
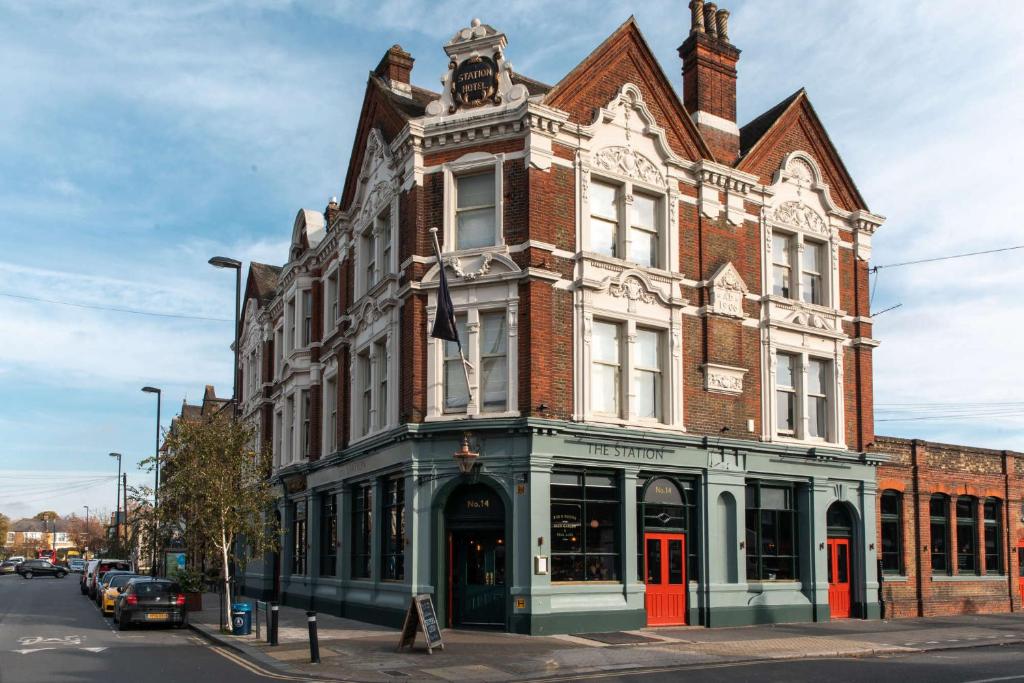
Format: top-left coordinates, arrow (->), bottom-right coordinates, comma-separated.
205,645 -> 316,681
960,677 -> 1024,683
12,647 -> 108,655
17,636 -> 82,646
13,648 -> 56,654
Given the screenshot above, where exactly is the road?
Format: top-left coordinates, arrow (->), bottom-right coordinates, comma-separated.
561,643 -> 1024,683
0,573 -> 277,683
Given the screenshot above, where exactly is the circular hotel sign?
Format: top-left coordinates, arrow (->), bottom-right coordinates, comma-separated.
451,55 -> 499,110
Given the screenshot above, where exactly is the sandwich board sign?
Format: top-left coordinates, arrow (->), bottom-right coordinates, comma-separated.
397,594 -> 444,654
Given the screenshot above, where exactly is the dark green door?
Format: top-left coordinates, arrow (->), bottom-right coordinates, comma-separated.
452,530 -> 506,627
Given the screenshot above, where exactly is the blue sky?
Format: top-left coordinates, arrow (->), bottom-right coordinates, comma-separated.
1,0 -> 1022,520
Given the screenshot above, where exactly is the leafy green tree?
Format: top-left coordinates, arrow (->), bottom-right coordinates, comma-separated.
149,414 -> 279,629
0,513 -> 10,549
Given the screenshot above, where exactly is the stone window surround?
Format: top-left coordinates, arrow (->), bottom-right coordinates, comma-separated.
441,152 -> 506,253
767,346 -> 842,447
355,200 -> 397,299
322,368 -> 338,457
585,173 -> 670,270
323,265 -> 340,336
349,331 -> 394,445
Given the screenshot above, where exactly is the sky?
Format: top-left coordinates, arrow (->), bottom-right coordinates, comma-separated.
1,0 -> 1022,520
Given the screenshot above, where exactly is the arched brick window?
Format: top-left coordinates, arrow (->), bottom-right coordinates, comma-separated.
880,490 -> 903,575
984,498 -> 1003,574
956,496 -> 978,574
929,494 -> 950,574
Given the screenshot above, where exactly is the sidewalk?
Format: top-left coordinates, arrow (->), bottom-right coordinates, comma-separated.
188,595 -> 1024,682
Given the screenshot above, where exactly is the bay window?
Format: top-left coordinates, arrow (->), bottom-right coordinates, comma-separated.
745,481 -> 798,581
588,178 -> 664,269
551,470 -> 621,582
455,171 -> 496,249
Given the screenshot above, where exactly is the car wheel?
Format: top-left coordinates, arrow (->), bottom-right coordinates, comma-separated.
56,571 -> 66,579
23,571 -> 33,579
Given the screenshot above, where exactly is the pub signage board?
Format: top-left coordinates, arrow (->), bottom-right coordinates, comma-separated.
397,594 -> 444,654
450,55 -> 499,111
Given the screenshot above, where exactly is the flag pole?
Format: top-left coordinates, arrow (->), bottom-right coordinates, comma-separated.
429,228 -> 474,408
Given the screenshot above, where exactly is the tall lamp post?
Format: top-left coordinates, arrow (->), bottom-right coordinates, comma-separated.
109,452 -> 122,545
142,386 -> 161,576
83,505 -> 90,560
208,256 -> 242,417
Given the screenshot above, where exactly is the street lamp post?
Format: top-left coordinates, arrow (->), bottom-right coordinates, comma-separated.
208,256 -> 242,417
109,452 -> 122,545
142,386 -> 161,576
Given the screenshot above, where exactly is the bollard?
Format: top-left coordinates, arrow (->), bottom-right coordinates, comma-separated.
306,611 -> 320,664
269,603 -> 279,646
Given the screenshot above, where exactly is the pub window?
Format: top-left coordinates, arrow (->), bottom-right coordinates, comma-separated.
636,477 -> 698,583
443,314 -> 469,413
775,353 -> 796,434
588,178 -> 664,269
957,496 -> 978,574
550,470 -> 621,582
300,389 -> 311,459
745,481 -> 798,581
771,233 -> 793,298
879,490 -> 903,574
801,240 -> 824,305
381,477 -> 405,581
479,311 -> 508,412
291,500 -> 307,575
319,494 -> 337,577
807,358 -> 829,440
634,329 -> 661,421
984,498 -> 1003,574
455,171 -> 496,249
930,494 -> 951,574
591,320 -> 621,417
351,483 -> 372,579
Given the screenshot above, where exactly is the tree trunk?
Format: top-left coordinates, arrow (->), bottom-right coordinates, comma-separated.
220,525 -> 232,631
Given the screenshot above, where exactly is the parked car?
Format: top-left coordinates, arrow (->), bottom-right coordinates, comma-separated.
16,559 -> 68,579
114,578 -> 187,630
81,559 -> 98,594
6,556 -> 25,564
68,558 -> 86,573
87,559 -> 131,599
100,573 -> 140,615
95,570 -> 132,606
0,560 -> 18,575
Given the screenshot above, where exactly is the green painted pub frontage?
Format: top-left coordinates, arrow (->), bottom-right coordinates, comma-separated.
240,420 -> 884,634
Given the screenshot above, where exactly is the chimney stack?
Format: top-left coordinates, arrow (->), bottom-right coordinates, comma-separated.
374,44 -> 414,97
679,1 -> 741,164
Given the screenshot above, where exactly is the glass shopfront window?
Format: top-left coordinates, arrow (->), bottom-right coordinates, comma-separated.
291,500 -> 307,575
319,494 -> 337,577
745,481 -> 798,581
351,482 -> 372,579
381,477 -> 405,581
551,470 -> 620,582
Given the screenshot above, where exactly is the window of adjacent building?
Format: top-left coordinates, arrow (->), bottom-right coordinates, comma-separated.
362,226 -> 376,291
479,311 -> 508,412
286,396 -> 295,464
326,271 -> 339,331
351,483 -> 372,579
274,411 -> 283,469
456,171 -> 496,249
880,490 -> 903,574
323,376 -> 337,455
292,500 -> 307,575
286,299 -> 296,353
801,241 -> 824,305
359,350 -> 372,435
745,481 -> 798,581
378,209 -> 392,277
957,496 -> 978,574
550,470 -> 621,582
591,320 -> 621,416
381,477 -> 405,581
772,233 -> 793,298
443,315 -> 470,414
319,495 -> 337,577
806,358 -> 829,439
775,353 -> 796,434
302,290 -> 313,347
274,328 -> 283,378
930,494 -> 950,574
634,329 -> 661,420
984,498 -> 1003,574
300,390 -> 310,459
375,339 -> 388,430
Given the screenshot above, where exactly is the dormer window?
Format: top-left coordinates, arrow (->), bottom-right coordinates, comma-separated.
588,177 -> 664,269
456,171 -> 496,249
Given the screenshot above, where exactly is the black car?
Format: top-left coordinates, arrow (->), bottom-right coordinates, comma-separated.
114,578 -> 188,630
16,559 -> 68,579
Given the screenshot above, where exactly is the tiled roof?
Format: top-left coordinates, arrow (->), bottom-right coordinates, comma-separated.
249,262 -> 281,305
739,88 -> 804,159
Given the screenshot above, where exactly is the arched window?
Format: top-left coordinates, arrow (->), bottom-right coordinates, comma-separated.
929,494 -> 950,574
880,490 -> 903,575
956,496 -> 978,574
984,498 -> 1003,574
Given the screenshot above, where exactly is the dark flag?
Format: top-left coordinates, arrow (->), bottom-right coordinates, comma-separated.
431,256 -> 460,349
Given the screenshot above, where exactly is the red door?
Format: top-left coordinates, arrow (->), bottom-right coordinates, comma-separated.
644,533 -> 686,626
1017,543 -> 1024,601
827,538 -> 852,618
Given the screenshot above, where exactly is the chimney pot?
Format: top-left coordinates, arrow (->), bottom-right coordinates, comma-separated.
716,9 -> 730,42
704,3 -> 719,38
374,44 -> 414,91
689,0 -> 705,34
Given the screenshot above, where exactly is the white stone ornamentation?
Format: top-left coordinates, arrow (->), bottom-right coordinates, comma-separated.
592,146 -> 665,187
444,252 -> 494,281
703,363 -> 747,395
708,262 -> 748,319
609,276 -> 655,305
771,200 -> 827,236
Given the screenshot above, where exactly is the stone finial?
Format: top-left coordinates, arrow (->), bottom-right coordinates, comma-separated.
689,0 -> 705,34
704,3 -> 719,38
716,9 -> 730,42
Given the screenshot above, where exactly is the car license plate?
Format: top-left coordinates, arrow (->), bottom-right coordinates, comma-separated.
146,613 -> 169,621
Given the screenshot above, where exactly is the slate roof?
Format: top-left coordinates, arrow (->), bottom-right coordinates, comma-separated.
249,263 -> 281,305
739,88 -> 804,159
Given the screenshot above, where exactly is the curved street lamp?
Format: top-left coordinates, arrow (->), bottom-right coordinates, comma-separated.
209,256 -> 243,417
142,386 -> 161,575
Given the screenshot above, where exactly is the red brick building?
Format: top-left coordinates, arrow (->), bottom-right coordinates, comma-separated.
237,3 -> 889,632
874,436 -> 1024,618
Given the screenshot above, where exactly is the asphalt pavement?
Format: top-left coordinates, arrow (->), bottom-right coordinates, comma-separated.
0,573 -> 277,683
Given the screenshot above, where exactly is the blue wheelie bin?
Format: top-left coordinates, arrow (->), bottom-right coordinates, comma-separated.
231,602 -> 252,635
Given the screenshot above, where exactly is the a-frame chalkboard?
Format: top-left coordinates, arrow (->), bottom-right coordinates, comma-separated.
397,594 -> 445,654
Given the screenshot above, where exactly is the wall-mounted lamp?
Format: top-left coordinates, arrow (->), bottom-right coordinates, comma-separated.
453,432 -> 479,475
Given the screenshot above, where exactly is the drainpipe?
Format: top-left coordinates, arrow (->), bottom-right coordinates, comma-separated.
1003,450 -> 1014,611
912,440 -> 924,617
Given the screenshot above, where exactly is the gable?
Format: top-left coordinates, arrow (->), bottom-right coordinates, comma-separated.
545,18 -> 711,163
738,93 -> 867,212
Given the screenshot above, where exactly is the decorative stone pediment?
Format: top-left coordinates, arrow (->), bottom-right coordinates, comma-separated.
346,298 -> 396,337
707,261 -> 748,318
423,250 -> 519,284
350,128 -> 398,230
592,146 -> 664,187
291,209 -> 326,253
609,275 -> 655,305
703,362 -> 747,395
770,200 -> 828,236
786,308 -> 836,331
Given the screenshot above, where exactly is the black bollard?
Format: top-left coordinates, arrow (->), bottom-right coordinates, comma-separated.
306,611 -> 320,664
269,603 -> 279,646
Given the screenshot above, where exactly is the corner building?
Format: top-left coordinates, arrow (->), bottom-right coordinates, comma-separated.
238,4 -> 887,633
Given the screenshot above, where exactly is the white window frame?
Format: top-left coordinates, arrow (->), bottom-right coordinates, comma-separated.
322,372 -> 337,456
300,389 -> 310,459
301,290 -> 313,348
584,316 -> 670,424
274,409 -> 283,470
585,174 -> 668,270
768,228 -> 833,308
441,153 -> 505,252
324,267 -> 339,334
770,349 -> 839,444
350,333 -> 394,441
285,299 -> 296,354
